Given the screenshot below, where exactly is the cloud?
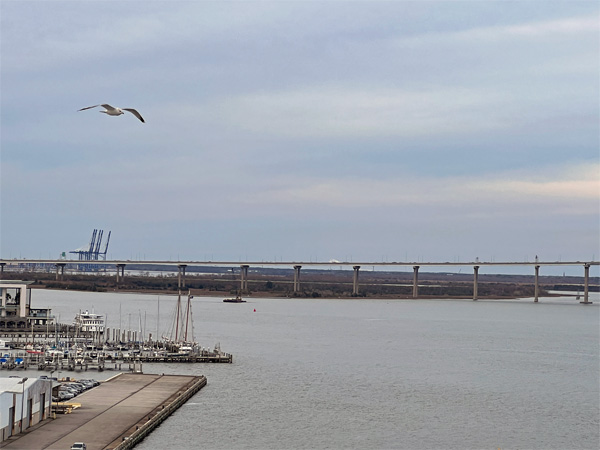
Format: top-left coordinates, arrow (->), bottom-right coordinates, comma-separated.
461,15 -> 598,39
238,162 -> 600,213
395,15 -> 599,47
0,2 -> 295,73
172,13 -> 597,141
478,164 -> 600,201
210,85 -> 510,138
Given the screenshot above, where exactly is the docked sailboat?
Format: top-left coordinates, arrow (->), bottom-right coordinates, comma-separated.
164,291 -> 198,354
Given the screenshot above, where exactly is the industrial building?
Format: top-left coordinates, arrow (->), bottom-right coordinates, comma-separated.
0,377 -> 52,441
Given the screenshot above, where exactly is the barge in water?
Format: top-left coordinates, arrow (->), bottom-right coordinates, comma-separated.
223,294 -> 246,303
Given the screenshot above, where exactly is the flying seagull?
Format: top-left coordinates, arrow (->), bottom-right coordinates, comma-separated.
78,104 -> 145,123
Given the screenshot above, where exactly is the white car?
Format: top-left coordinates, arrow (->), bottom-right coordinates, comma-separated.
70,443 -> 86,450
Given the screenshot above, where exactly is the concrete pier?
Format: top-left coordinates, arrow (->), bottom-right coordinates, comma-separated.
534,265 -> 540,302
412,266 -> 419,299
473,266 -> 479,301
115,264 -> 126,285
581,263 -> 592,304
2,373 -> 207,450
352,266 -> 360,296
177,264 -> 187,289
293,265 -> 301,293
55,263 -> 66,281
240,264 -> 249,292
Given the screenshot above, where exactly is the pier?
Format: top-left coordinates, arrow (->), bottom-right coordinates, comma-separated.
2,373 -> 207,450
0,348 -> 232,372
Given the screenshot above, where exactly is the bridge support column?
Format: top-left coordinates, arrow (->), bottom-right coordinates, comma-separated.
534,265 -> 540,302
473,266 -> 479,301
293,265 -> 302,293
178,264 -> 187,289
581,263 -> 592,304
352,266 -> 360,296
412,266 -> 419,299
116,264 -> 126,286
240,265 -> 249,292
55,263 -> 66,281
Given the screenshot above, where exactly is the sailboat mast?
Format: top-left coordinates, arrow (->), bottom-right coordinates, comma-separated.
175,291 -> 181,342
184,292 -> 191,342
189,296 -> 195,343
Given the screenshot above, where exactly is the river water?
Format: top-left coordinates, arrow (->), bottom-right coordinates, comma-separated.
13,290 -> 600,449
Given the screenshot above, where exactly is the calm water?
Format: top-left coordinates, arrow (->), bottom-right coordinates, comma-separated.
14,290 -> 600,449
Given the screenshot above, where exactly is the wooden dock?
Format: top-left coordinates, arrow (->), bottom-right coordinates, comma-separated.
2,373 -> 207,450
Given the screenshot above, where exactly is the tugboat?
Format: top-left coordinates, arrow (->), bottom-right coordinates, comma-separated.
223,294 -> 246,303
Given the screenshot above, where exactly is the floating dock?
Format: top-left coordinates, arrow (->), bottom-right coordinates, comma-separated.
0,349 -> 232,372
2,373 -> 207,450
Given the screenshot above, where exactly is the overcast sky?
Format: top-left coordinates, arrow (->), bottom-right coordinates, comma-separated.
1,1 -> 598,275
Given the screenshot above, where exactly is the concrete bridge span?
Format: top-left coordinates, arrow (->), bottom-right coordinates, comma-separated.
1,259 -> 597,303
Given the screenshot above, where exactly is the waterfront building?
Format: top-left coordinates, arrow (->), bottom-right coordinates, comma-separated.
0,281 -> 54,330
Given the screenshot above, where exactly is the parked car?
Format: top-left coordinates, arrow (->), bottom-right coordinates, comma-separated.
57,392 -> 73,401
69,383 -> 85,393
70,443 -> 86,450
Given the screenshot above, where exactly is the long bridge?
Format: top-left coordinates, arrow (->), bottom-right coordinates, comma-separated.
1,258 -> 598,303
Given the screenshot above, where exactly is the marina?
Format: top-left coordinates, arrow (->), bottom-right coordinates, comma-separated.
0,281 -> 233,372
0,282 -> 227,448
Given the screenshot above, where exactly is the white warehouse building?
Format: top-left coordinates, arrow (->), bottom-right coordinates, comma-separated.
0,377 -> 52,442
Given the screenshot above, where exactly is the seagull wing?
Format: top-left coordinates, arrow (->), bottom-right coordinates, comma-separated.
100,104 -> 118,112
123,108 -> 145,123
78,105 -> 101,112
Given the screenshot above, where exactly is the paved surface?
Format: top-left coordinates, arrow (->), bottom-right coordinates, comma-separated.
2,373 -> 202,450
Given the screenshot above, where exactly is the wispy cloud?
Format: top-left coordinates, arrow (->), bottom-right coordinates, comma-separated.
211,85 -> 509,138
394,14 -> 599,47
458,15 -> 598,40
477,164 -> 600,200
239,162 -> 599,212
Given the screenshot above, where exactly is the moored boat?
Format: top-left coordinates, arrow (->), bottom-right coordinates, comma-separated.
74,310 -> 105,333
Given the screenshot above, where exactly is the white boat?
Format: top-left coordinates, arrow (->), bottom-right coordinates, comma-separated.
74,311 -> 105,333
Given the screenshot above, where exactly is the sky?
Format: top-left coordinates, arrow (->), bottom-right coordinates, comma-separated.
1,1 -> 599,276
